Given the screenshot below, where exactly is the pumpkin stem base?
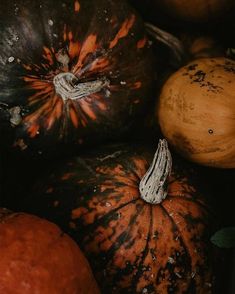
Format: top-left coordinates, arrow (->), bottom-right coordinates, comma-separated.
53,72 -> 110,101
139,139 -> 172,204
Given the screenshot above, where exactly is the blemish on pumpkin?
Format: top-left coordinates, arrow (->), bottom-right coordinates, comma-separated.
109,15 -> 136,49
208,129 -> 213,134
137,37 -> 147,49
74,0 -> 80,12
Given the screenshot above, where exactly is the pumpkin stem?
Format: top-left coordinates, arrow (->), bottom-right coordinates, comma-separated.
53,72 -> 110,101
139,139 -> 172,204
145,22 -> 187,68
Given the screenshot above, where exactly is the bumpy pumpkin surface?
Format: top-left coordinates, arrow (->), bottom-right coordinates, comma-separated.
22,144 -> 215,294
157,57 -> 235,168
0,0 -> 154,157
0,208 -> 100,294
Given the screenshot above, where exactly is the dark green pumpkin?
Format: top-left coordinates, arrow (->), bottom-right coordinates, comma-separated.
0,0 -> 154,157
22,143 -> 215,293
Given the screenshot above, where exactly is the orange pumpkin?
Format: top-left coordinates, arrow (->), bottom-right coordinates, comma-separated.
155,0 -> 234,23
0,208 -> 100,294
157,57 -> 235,168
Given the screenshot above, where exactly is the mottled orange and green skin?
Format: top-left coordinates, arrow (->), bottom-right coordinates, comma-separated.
0,0 -> 154,157
23,144 -> 215,293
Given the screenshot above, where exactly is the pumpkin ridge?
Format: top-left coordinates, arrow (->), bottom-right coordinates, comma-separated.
96,202 -> 148,291
130,205 -> 153,292
77,198 -> 140,243
166,195 -> 215,217
159,204 -> 193,271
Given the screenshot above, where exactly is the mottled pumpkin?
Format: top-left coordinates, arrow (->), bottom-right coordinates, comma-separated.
0,208 -> 100,294
0,0 -> 154,157
157,57 -> 235,168
22,143 -> 215,293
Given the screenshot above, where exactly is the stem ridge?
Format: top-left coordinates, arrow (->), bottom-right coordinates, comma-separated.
139,139 -> 172,204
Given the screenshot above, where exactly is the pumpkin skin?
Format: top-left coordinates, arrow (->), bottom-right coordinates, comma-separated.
0,208 -> 100,294
157,0 -> 234,22
22,144 -> 215,293
0,0 -> 154,157
157,57 -> 235,168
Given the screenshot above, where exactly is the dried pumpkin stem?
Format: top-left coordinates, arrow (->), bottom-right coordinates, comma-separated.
145,22 -> 187,67
139,139 -> 172,204
53,72 -> 110,101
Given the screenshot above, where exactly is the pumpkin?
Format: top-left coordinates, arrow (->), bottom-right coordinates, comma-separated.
0,208 -> 100,294
157,57 -> 235,168
0,0 -> 154,157
22,140 -> 215,293
178,34 -> 225,60
157,0 -> 234,23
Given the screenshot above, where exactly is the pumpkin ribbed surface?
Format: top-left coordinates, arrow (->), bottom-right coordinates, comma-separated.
22,144 -> 215,293
0,0 -> 154,157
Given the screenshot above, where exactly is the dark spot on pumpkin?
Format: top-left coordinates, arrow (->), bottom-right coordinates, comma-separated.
193,70 -> 206,82
172,134 -> 197,155
208,129 -> 213,134
187,64 -> 198,71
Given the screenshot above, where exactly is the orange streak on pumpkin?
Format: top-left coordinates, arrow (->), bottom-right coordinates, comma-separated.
80,118 -> 87,127
89,57 -> 110,72
74,0 -> 80,12
70,107 -> 79,128
68,31 -> 73,41
23,64 -> 32,71
96,101 -> 107,111
69,41 -> 81,59
73,34 -> 98,74
137,37 -> 147,49
109,15 -> 135,49
80,102 -> 97,120
61,172 -> 75,180
54,98 -> 63,119
132,158 -> 148,179
43,47 -> 54,65
63,25 -> 67,41
27,123 -> 40,138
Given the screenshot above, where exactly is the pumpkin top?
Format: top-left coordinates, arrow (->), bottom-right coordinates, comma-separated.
157,57 -> 235,168
0,0 -> 154,157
